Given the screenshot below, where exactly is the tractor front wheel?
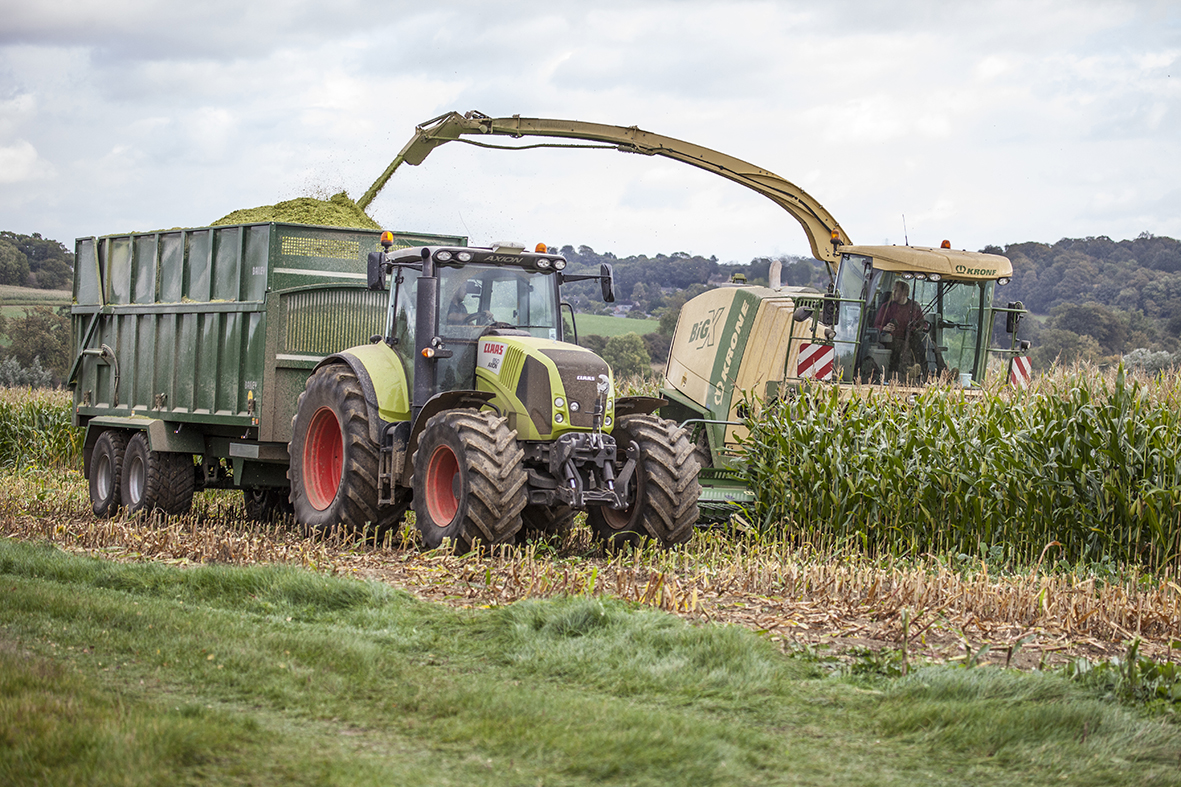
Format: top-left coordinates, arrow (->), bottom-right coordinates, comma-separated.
413,409 -> 527,552
588,414 -> 700,549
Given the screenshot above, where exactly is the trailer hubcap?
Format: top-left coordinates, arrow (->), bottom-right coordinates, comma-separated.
425,445 -> 460,526
125,454 -> 145,506
304,407 -> 343,511
95,454 -> 113,499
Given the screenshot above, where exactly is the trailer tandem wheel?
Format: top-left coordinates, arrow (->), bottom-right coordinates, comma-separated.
120,432 -> 195,516
89,430 -> 127,518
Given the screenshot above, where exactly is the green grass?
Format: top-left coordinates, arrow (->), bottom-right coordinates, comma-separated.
1,538 -> 1178,786
572,312 -> 660,337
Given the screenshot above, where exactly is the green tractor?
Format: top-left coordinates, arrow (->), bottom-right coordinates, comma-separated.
288,238 -> 700,550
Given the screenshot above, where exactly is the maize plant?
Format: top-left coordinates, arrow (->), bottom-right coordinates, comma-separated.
741,367 -> 1181,569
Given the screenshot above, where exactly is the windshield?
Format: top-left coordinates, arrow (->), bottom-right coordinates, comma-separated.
437,264 -> 560,341
858,271 -> 994,385
826,255 -> 996,386
433,263 -> 561,391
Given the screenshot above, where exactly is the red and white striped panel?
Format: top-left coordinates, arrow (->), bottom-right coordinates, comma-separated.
797,343 -> 834,381
1009,355 -> 1032,387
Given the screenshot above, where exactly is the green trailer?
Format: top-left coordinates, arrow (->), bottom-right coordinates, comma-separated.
70,221 -> 463,519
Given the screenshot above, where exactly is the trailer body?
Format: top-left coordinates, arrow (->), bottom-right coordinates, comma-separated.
70,222 -> 463,490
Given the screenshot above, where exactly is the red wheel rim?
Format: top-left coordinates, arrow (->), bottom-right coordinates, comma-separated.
303,407 -> 343,511
425,444 -> 460,526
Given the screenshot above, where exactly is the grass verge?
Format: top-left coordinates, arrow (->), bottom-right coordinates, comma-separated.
2,538 -> 1179,786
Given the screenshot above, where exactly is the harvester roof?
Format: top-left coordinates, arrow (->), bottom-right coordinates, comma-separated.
845,245 -> 1013,281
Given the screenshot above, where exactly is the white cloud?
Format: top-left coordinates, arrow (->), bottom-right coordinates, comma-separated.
0,139 -> 53,183
0,0 -> 1177,257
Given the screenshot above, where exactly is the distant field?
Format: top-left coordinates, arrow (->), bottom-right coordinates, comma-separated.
572,312 -> 660,337
0,285 -> 71,307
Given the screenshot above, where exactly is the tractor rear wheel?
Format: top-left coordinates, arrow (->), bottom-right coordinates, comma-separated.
413,409 -> 527,552
289,364 -> 381,534
120,432 -> 195,515
89,430 -> 127,518
588,414 -> 700,549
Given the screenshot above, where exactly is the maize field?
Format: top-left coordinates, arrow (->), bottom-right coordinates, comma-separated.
0,387 -> 82,471
743,366 -> 1181,571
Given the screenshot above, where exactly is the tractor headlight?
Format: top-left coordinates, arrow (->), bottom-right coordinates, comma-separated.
554,413 -> 565,424
456,251 -> 473,262
604,415 -> 612,427
435,250 -> 453,262
553,258 -> 567,270
569,401 -> 580,412
537,258 -> 552,270
554,396 -> 565,409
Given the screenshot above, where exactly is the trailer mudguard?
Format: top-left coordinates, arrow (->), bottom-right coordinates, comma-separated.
81,416 -> 207,478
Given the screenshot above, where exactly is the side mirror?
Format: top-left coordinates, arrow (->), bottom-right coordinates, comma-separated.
600,263 -> 616,303
1006,301 -> 1024,334
792,305 -> 814,323
367,251 -> 387,290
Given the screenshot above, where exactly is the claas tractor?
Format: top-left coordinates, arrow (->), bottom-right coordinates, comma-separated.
288,239 -> 700,549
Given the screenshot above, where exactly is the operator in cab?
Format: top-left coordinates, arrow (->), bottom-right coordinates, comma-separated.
874,280 -> 927,380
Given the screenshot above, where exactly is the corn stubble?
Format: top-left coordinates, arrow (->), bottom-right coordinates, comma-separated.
3,470 -> 1178,667
3,367 -> 1181,666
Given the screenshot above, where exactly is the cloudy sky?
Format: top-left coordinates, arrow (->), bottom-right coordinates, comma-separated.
1,0 -> 1177,264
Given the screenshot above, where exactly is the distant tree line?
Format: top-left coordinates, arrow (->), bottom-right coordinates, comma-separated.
0,231 -> 74,290
986,233 -> 1181,369
6,227 -> 1181,385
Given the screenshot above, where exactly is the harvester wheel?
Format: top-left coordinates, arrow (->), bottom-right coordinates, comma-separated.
412,409 -> 527,552
120,432 -> 195,516
517,504 -> 576,543
89,429 -> 127,518
289,364 -> 381,534
588,414 -> 700,549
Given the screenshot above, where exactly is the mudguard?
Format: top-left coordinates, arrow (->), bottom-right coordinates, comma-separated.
317,341 -> 412,447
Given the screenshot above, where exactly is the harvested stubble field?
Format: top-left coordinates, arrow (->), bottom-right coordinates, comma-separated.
2,375 -> 1180,674
3,464 -> 1178,672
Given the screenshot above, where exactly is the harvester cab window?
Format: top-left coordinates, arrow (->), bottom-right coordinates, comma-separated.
853,270 -> 994,386
832,255 -> 871,382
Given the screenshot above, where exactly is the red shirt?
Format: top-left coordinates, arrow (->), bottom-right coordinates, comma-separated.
874,298 -> 924,335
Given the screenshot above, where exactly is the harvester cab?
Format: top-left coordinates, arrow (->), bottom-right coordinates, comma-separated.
286,238 -> 701,551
